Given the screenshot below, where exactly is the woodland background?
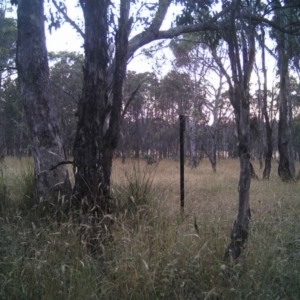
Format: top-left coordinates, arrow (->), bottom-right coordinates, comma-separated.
1,1 -> 300,299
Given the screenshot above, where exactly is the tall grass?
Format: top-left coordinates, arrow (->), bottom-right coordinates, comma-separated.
1,157 -> 300,299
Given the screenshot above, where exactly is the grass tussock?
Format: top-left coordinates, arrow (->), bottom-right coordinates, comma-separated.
1,156 -> 300,299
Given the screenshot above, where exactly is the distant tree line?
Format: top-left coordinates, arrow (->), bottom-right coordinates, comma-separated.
2,51 -> 300,171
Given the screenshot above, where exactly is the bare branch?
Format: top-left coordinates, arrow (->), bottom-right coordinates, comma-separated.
128,1 -> 234,61
121,78 -> 146,120
52,0 -> 84,38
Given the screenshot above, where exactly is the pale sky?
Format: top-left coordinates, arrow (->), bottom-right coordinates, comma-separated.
44,1 -> 278,87
45,1 -> 83,54
5,0 -> 279,84
45,1 -> 178,75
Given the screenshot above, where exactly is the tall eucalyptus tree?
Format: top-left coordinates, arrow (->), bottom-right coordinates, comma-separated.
175,0 -> 257,260
274,3 -> 295,180
213,1 -> 256,261
256,28 -> 273,179
272,0 -> 299,181
15,0 -> 71,211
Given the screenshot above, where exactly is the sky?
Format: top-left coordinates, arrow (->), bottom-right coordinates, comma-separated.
44,1 -> 279,86
43,0 -> 280,124
6,0 -> 279,95
45,1 -> 83,54
45,1 -> 178,75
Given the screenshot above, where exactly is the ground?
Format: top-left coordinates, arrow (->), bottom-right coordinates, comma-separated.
1,157 -> 300,299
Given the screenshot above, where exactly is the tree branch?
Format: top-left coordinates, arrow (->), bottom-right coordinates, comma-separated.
121,76 -> 148,120
52,0 -> 84,38
127,1 -> 234,61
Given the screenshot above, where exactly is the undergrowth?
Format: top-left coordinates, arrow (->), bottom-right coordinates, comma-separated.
1,157 -> 300,299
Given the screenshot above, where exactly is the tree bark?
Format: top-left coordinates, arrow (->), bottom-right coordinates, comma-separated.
260,28 -> 273,179
209,78 -> 223,173
72,0 -> 131,248
16,0 -> 71,213
277,50 -> 295,180
277,53 -> 295,181
224,91 -> 252,261
210,136 -> 217,173
73,0 -> 111,218
189,114 -> 197,169
0,74 -> 5,159
273,1 -> 295,181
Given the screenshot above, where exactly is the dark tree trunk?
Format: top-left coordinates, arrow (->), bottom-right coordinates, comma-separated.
273,1 -> 295,181
72,0 -> 114,226
189,114 -> 197,169
277,41 -> 295,181
211,138 -> 217,173
72,0 -> 111,216
0,112 -> 4,159
72,0 -> 131,247
263,128 -> 273,179
16,0 -> 71,212
225,92 -> 252,261
134,143 -> 140,159
260,28 -> 273,179
0,74 -> 5,159
202,136 -> 217,173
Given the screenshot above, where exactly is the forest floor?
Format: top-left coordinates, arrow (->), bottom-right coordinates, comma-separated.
1,156 -> 300,299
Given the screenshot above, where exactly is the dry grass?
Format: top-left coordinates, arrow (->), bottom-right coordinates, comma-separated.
1,156 -> 300,299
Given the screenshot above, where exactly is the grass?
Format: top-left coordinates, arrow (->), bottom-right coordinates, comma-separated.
1,156 -> 300,299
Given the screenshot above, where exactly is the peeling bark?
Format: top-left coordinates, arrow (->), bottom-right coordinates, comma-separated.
16,0 -> 71,214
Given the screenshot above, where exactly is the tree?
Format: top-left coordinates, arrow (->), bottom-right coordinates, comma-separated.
204,1 -> 256,260
0,5 -> 17,158
68,0 -> 233,240
171,37 -> 210,168
16,0 -> 71,214
271,0 -> 300,181
256,29 -> 274,179
203,71 -> 227,172
121,71 -> 153,159
13,0 -> 231,228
